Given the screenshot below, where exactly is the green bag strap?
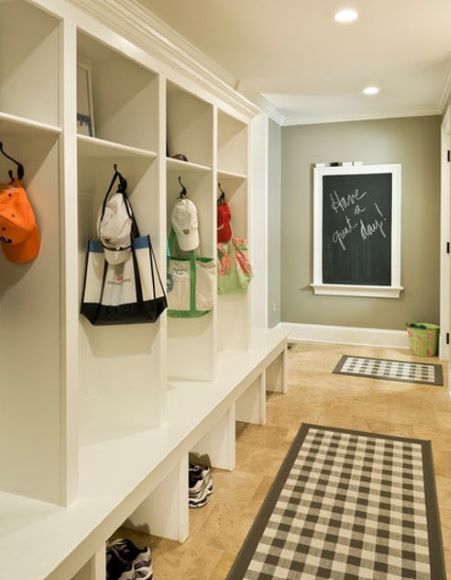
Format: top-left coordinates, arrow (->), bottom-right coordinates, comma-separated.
167,228 -> 177,258
168,227 -> 198,313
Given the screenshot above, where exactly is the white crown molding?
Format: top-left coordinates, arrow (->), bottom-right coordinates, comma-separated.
281,107 -> 441,127
68,0 -> 260,118
439,59 -> 451,113
241,90 -> 285,126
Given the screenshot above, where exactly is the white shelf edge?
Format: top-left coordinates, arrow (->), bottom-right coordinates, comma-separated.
217,169 -> 248,181
166,157 -> 211,173
77,134 -> 158,159
0,111 -> 61,134
311,283 -> 404,298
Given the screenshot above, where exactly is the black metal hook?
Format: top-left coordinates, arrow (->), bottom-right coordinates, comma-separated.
113,163 -> 127,193
0,142 -> 24,180
178,176 -> 187,198
218,182 -> 226,204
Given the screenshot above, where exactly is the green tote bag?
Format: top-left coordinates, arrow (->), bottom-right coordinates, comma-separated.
166,229 -> 215,318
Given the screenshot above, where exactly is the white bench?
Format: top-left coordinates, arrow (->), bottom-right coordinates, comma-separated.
0,328 -> 288,580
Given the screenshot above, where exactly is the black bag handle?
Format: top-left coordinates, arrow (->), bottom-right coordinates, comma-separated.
99,165 -> 141,242
99,168 -> 121,221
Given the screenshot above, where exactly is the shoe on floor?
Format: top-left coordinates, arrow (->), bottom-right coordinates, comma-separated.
107,538 -> 150,565
134,558 -> 154,579
189,463 -> 213,493
189,476 -> 210,508
106,548 -> 135,580
107,538 -> 153,580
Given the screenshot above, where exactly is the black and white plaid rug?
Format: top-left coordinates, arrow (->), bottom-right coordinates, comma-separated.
333,355 -> 443,386
228,424 -> 446,579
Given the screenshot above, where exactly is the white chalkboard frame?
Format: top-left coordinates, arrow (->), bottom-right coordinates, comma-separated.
311,164 -> 403,298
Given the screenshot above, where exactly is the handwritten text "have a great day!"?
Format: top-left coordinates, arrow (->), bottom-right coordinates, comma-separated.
330,189 -> 387,251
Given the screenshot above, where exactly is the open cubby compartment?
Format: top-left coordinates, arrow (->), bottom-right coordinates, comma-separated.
0,0 -> 60,128
0,128 -> 72,505
236,372 -> 266,425
166,82 -> 213,167
107,408 -> 237,549
77,151 -> 165,446
217,174 -> 250,352
166,167 -> 217,380
77,30 -> 158,152
218,110 -> 248,177
190,405 -> 236,471
124,454 -> 190,544
266,346 -> 288,394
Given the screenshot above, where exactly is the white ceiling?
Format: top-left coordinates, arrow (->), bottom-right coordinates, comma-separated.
139,0 -> 451,124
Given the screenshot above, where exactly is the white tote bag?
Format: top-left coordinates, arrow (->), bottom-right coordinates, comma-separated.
81,235 -> 167,325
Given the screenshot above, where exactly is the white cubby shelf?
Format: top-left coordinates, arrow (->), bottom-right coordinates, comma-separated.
218,110 -> 248,177
0,0 -> 60,127
166,156 -> 211,173
0,1 -> 286,579
77,135 -> 157,160
77,30 -> 159,152
0,111 -> 61,137
217,112 -> 250,353
218,168 -> 248,182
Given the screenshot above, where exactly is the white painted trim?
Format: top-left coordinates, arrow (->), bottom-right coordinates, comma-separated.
281,108 -> 440,127
440,105 -> 451,360
242,91 -> 285,126
313,164 -> 402,298
280,322 -> 409,349
251,113 -> 269,328
439,61 -> 451,113
310,284 -> 403,298
68,0 -> 259,119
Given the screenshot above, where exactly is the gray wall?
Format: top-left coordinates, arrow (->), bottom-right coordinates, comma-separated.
268,119 -> 282,327
281,116 -> 441,329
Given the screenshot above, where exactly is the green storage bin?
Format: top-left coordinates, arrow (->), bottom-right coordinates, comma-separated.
406,322 -> 439,357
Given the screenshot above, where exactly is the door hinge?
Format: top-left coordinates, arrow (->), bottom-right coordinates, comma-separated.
447,242 -> 450,254
448,149 -> 450,162
446,332 -> 449,345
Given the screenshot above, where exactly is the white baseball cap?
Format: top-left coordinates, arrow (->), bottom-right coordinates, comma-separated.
171,198 -> 199,251
97,193 -> 133,264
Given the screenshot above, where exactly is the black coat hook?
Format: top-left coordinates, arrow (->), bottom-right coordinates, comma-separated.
0,142 -> 24,180
113,163 -> 127,193
178,176 -> 187,198
218,182 -> 226,204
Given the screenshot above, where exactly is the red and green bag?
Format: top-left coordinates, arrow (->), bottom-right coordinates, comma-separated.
217,236 -> 252,294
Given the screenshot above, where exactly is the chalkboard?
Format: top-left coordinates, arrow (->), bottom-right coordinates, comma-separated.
312,164 -> 402,297
322,173 -> 392,285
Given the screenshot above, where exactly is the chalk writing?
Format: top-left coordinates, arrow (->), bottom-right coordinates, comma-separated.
354,204 -> 366,216
360,217 -> 387,241
329,188 -> 387,251
332,216 -> 359,250
330,189 -> 367,214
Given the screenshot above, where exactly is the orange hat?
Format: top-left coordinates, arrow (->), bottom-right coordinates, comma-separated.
0,180 -> 40,263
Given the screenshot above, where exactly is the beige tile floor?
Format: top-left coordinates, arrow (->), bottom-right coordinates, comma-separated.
115,342 -> 451,579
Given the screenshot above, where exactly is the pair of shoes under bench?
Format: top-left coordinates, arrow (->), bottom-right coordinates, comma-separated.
106,538 -> 153,580
189,463 -> 213,508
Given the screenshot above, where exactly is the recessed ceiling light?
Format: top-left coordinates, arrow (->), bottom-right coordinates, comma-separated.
334,9 -> 359,23
362,86 -> 380,96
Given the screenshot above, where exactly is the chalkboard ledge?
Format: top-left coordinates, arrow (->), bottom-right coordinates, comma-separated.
311,284 -> 404,299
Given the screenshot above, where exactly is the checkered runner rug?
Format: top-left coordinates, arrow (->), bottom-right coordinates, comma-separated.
227,424 -> 446,580
333,355 -> 443,386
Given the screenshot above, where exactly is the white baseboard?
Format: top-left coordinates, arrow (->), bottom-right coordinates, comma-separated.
278,322 -> 409,349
